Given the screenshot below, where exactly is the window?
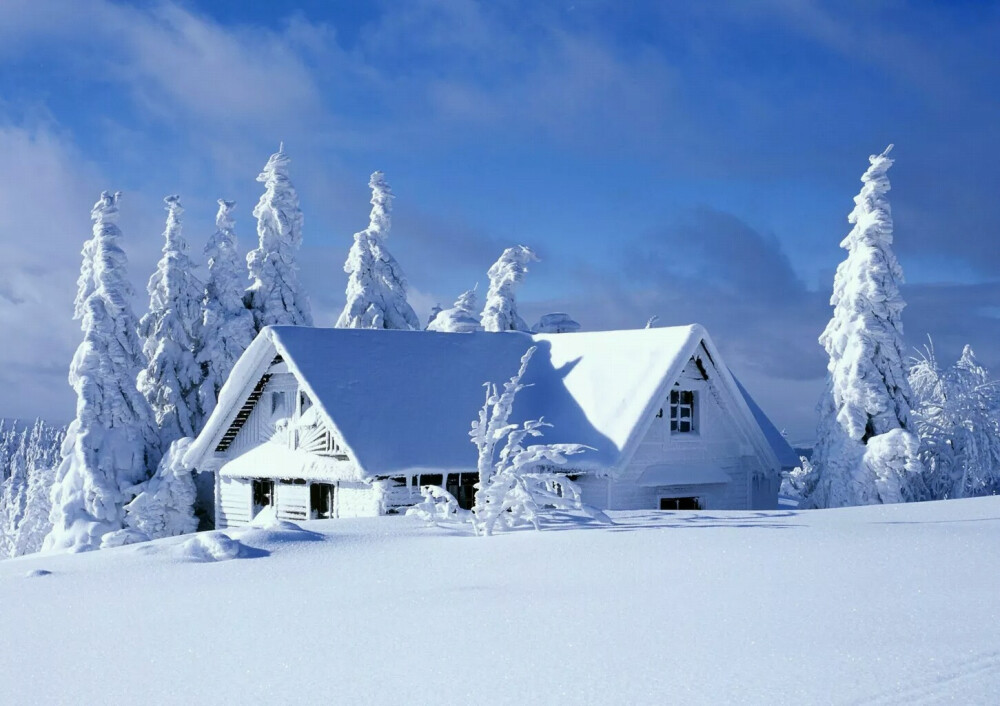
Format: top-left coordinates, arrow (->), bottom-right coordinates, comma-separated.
299,391 -> 312,415
310,483 -> 335,519
446,473 -> 477,510
417,474 -> 443,488
660,497 -> 701,510
670,390 -> 696,433
271,390 -> 290,418
252,479 -> 274,509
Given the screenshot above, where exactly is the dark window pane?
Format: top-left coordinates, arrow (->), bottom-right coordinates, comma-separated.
670,420 -> 678,431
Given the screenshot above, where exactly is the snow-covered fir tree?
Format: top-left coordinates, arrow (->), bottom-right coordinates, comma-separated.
425,304 -> 443,330
469,346 -> 589,535
246,144 -> 313,330
0,428 -> 29,556
44,191 -> 160,553
10,420 -> 64,557
427,287 -> 482,333
199,199 -> 256,420
531,312 -> 581,334
123,437 -> 198,541
808,145 -> 924,508
336,171 -> 420,330
481,246 -> 537,332
138,195 -> 204,443
909,343 -> 1000,499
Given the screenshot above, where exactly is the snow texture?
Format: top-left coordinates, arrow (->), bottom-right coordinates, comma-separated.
198,199 -> 256,421
137,195 -> 204,443
174,531 -> 243,562
44,191 -> 160,553
426,287 -> 482,333
245,144 -> 313,330
123,437 -> 198,541
531,312 -> 581,334
810,146 -> 923,508
4,499 -> 1000,705
190,325 -> 785,482
405,484 -> 469,525
336,171 -> 420,330
481,245 -> 537,332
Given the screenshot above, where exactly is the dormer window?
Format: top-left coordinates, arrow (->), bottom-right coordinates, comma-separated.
670,390 -> 696,433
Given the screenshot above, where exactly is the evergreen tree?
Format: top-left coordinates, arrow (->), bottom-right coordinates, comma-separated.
11,420 -> 64,557
425,304 -> 443,330
0,428 -> 29,556
481,246 -> 537,332
336,171 -> 420,330
44,191 -> 160,553
198,199 -> 256,420
123,437 -> 198,541
808,146 -> 923,508
427,287 -> 482,333
909,343 -> 1000,499
138,195 -> 204,442
246,143 -> 312,330
531,312 -> 581,334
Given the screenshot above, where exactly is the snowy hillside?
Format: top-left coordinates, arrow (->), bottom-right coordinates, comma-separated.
2,500 -> 999,705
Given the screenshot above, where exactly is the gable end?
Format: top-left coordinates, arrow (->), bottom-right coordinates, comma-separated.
214,355 -> 283,453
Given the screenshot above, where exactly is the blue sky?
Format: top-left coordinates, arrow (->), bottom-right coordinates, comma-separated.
1,0 -> 998,443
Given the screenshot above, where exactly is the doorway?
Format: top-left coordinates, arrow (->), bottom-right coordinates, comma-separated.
311,483 -> 335,519
252,479 -> 274,514
660,496 -> 701,510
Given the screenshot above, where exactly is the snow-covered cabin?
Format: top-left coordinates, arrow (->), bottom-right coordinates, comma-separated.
186,325 -> 797,527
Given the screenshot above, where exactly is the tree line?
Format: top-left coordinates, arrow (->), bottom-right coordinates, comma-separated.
2,144 -> 574,555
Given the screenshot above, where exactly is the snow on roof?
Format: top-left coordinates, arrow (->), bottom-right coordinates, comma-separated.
219,442 -> 359,482
732,376 -> 800,469
190,325 -> 785,479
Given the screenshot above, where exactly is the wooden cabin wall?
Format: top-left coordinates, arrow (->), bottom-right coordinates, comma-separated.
217,476 -> 252,529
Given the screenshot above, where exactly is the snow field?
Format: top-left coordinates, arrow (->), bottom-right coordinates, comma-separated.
2,498 -> 999,705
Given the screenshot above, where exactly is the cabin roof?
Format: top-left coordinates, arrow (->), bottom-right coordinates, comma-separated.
188,325 -> 792,478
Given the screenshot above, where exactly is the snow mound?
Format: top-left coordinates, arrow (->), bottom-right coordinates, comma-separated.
175,532 -> 243,563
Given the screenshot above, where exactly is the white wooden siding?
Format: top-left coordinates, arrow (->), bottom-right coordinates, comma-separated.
336,481 -> 382,518
613,357 -> 760,510
276,482 -> 310,521
225,373 -> 298,457
218,476 -> 252,528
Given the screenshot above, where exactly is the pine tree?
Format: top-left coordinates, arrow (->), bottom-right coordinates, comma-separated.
199,199 -> 256,420
336,171 -> 420,330
427,287 -> 482,333
246,143 -> 313,330
138,195 -> 204,443
909,343 -> 1000,499
531,312 -> 581,334
123,437 -> 198,541
808,146 -> 923,508
11,420 -> 64,556
481,246 -> 537,332
0,428 -> 29,557
425,305 -> 443,330
44,191 -> 160,553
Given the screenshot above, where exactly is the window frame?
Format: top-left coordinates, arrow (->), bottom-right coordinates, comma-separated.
669,389 -> 697,434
